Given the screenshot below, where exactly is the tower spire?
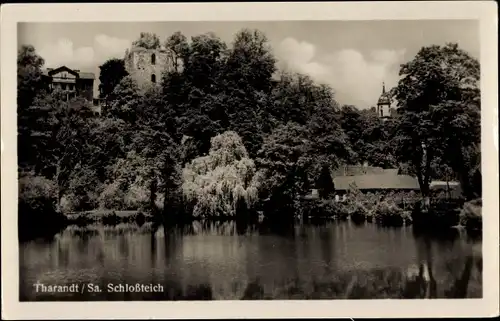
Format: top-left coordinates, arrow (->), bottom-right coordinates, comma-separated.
382,81 -> 386,94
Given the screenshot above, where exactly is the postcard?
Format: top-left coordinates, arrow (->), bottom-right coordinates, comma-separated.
1,1 -> 498,319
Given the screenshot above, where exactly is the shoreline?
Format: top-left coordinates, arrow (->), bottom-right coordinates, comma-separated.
18,197 -> 482,242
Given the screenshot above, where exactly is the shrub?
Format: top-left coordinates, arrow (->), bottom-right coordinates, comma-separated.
98,181 -> 127,210
98,151 -> 164,212
459,198 -> 482,232
374,199 -> 404,226
102,211 -> 121,225
62,165 -> 101,212
301,199 -> 339,219
124,177 -> 149,210
361,192 -> 382,211
19,174 -> 58,212
18,173 -> 67,240
349,201 -> 368,223
384,190 -> 419,211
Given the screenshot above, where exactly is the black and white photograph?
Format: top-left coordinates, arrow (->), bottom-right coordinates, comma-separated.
1,2 -> 498,319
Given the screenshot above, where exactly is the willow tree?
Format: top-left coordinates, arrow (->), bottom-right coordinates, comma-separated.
181,131 -> 261,218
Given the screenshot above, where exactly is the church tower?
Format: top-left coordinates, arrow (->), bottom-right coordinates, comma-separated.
376,82 -> 392,119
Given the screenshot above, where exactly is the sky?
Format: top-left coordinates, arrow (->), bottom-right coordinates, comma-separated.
18,20 -> 479,108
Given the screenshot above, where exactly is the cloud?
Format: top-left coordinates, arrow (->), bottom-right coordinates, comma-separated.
39,38 -> 94,68
94,34 -> 131,61
39,34 -> 131,69
275,38 -> 328,80
276,37 -> 406,108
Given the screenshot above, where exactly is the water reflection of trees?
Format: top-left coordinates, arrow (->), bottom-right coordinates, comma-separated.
170,220 -> 262,236
408,227 -> 482,298
166,219 -> 302,238
162,223 -> 182,261
239,260 -> 481,300
257,219 -> 295,237
22,221 -> 482,300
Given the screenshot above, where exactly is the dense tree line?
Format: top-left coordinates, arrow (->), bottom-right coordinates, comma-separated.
17,30 -> 481,229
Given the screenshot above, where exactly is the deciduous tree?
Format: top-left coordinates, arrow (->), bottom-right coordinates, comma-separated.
98,58 -> 129,100
394,43 -> 480,201
256,123 -> 312,217
104,75 -> 142,125
17,45 -> 49,171
165,31 -> 190,72
132,32 -> 161,49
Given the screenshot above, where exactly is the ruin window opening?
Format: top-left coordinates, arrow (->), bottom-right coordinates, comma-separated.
151,74 -> 156,83
151,53 -> 156,65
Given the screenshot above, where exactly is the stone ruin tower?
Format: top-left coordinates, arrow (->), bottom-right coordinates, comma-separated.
124,45 -> 175,92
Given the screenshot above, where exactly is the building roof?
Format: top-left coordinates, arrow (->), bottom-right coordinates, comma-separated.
42,66 -> 95,80
430,181 -> 460,188
332,165 -> 385,177
429,181 -> 462,198
333,173 -> 420,191
383,168 -> 399,176
78,72 -> 95,79
377,93 -> 391,105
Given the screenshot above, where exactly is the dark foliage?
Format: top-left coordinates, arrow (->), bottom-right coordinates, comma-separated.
18,33 -> 480,237
98,58 -> 129,100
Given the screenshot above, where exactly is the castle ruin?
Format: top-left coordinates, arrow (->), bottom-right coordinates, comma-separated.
124,46 -> 175,92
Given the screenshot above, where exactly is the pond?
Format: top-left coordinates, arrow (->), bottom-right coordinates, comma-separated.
19,219 -> 482,300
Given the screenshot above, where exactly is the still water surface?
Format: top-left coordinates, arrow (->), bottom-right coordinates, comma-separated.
20,220 -> 482,300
